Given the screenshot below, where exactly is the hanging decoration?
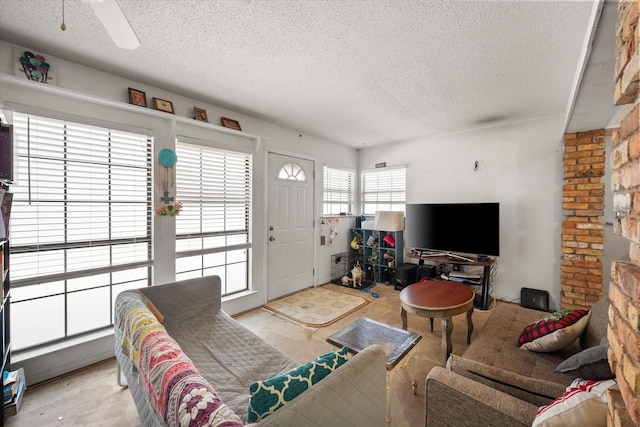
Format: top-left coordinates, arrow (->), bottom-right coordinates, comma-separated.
155,148 -> 182,216
61,0 -> 66,31
319,217 -> 339,246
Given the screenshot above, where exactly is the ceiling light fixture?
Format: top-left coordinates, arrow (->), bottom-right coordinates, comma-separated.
84,0 -> 141,50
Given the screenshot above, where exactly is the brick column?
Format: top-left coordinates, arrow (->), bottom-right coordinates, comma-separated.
609,103 -> 640,426
608,1 -> 640,425
561,131 -> 605,310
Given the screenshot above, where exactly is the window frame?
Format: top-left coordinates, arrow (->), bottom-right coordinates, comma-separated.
323,165 -> 354,216
9,112 -> 154,352
361,165 -> 407,216
174,139 -> 252,296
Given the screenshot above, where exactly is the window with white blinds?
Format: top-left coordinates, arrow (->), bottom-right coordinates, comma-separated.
9,113 -> 153,351
323,166 -> 354,215
361,166 -> 406,215
175,141 -> 252,296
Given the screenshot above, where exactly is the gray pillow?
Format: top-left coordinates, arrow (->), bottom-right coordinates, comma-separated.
554,344 -> 614,380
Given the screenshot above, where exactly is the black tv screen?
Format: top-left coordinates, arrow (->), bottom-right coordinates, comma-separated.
405,203 -> 500,256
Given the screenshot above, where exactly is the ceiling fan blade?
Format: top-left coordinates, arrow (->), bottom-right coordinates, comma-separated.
86,0 -> 141,50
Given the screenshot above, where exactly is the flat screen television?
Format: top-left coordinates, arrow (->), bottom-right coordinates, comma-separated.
405,203 -> 500,257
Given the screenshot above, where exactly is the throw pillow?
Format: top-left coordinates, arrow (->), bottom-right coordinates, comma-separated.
145,299 -> 164,323
518,309 -> 590,352
554,344 -> 614,380
247,346 -> 349,422
532,378 -> 617,427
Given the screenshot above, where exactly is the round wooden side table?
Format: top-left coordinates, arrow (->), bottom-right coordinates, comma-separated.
399,280 -> 475,364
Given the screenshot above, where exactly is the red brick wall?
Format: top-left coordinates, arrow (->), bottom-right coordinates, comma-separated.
561,130 -> 605,309
614,1 -> 639,106
608,1 -> 640,425
609,104 -> 640,426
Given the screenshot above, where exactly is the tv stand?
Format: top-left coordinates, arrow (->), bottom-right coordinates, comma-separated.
408,252 -> 495,310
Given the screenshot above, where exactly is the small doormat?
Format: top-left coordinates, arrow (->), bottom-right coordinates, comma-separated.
263,286 -> 369,328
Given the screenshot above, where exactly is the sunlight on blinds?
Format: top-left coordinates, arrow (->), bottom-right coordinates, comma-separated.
11,114 -> 153,283
175,141 -> 252,295
8,112 -> 153,351
323,166 -> 353,215
361,167 -> 406,215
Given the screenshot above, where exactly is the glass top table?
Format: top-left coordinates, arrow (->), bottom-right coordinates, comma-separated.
326,317 -> 421,369
326,317 -> 422,426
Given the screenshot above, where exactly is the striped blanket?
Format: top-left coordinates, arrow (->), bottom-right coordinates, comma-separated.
114,290 -> 243,427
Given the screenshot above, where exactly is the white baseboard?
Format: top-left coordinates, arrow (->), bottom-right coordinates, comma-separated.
10,333 -> 115,386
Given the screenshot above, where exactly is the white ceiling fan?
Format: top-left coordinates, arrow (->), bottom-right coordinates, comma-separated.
81,0 -> 250,50
84,0 -> 141,50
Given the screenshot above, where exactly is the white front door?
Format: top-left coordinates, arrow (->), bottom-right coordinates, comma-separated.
267,153 -> 314,300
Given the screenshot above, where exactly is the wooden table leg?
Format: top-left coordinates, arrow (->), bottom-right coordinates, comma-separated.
411,348 -> 418,394
441,316 -> 453,363
385,370 -> 392,427
401,307 -> 408,330
466,306 -> 474,344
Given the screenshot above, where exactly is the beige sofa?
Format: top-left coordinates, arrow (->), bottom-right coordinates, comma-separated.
425,295 -> 610,426
114,276 -> 387,426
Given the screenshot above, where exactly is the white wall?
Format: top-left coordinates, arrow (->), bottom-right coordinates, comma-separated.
359,116 -> 566,310
0,39 -> 358,384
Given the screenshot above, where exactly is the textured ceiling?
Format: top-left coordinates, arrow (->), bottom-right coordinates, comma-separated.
0,0 -> 614,148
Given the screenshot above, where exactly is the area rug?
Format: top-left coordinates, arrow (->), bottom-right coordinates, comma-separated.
263,286 -> 369,328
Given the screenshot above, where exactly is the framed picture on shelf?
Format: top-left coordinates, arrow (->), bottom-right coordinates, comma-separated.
194,107 -> 208,122
221,117 -> 242,131
128,88 -> 147,107
153,98 -> 175,114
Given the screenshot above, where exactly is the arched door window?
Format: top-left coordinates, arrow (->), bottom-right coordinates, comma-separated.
278,162 -> 307,181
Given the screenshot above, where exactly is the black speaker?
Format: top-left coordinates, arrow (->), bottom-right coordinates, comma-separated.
394,264 -> 418,290
521,287 -> 549,312
418,264 -> 437,279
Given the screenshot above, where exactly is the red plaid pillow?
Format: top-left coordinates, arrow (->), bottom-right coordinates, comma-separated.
518,309 -> 589,347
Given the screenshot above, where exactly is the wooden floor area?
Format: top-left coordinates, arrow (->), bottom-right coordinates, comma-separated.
5,282 -> 493,427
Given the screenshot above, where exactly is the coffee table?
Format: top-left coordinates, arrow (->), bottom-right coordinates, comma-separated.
399,280 -> 474,364
326,317 -> 422,427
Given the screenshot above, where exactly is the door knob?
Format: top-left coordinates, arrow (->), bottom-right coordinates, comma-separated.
269,236 -> 275,241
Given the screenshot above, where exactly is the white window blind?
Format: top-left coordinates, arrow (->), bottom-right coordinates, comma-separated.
361,166 -> 406,215
9,113 -> 153,351
175,141 -> 252,295
323,166 -> 353,215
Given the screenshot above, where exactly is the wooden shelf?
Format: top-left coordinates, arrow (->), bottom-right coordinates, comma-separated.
0,184 -> 11,421
0,75 -> 263,142
350,228 -> 403,285
407,254 -> 494,267
408,253 -> 495,310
